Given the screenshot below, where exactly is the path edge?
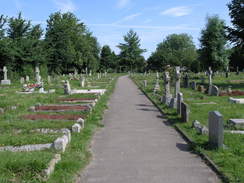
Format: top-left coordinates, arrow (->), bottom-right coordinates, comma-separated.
131,77 -> 229,183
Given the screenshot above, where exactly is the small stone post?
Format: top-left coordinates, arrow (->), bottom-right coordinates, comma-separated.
177,92 -> 183,115
208,67 -> 213,95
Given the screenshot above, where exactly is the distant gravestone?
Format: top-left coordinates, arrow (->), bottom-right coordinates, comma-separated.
143,80 -> 147,88
210,85 -> 219,96
236,66 -> 239,75
64,80 -> 71,95
208,111 -> 224,149
191,81 -> 197,90
208,67 -> 213,95
170,67 -> 181,109
26,75 -> 30,82
181,102 -> 189,122
183,74 -> 189,88
20,77 -> 25,84
225,66 -> 229,78
153,79 -> 160,94
35,66 -> 41,84
162,72 -> 172,105
1,66 -> 11,85
80,76 -> 85,87
47,75 -> 51,84
177,92 -> 183,115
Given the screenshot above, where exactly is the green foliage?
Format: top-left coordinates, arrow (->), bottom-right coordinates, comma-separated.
100,45 -> 118,72
227,0 -> 244,48
45,12 -> 100,74
147,33 -> 198,71
117,29 -> 146,72
199,15 -> 229,71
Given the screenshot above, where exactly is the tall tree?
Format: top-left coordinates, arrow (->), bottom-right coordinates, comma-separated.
117,29 -> 146,72
227,0 -> 244,48
147,34 -> 198,71
199,15 -> 229,71
100,45 -> 112,71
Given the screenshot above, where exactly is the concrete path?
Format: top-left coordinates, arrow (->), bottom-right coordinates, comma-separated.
77,76 -> 219,183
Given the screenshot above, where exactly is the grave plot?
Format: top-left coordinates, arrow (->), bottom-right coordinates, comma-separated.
131,71 -> 244,182
29,104 -> 91,112
0,70 -> 116,182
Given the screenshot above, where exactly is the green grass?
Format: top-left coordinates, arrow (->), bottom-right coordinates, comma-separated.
132,72 -> 244,183
0,73 -> 121,182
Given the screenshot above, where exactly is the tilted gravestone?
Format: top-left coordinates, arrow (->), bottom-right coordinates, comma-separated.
181,102 -> 189,122
177,92 -> 183,115
162,72 -> 172,105
1,66 -> 11,85
210,85 -> 219,96
208,111 -> 224,149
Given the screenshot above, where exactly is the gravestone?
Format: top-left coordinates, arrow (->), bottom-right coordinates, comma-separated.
80,76 -> 85,87
153,79 -> 160,94
35,66 -> 41,84
162,72 -> 172,105
64,80 -> 71,95
208,67 -> 213,95
143,80 -> 147,88
1,66 -> 11,85
210,85 -> 219,96
183,74 -> 189,88
181,102 -> 189,122
191,81 -> 197,90
26,75 -> 30,82
170,67 -> 181,108
236,66 -> 239,75
47,75 -> 51,84
208,111 -> 224,149
225,66 -> 229,78
177,92 -> 183,115
20,77 -> 25,84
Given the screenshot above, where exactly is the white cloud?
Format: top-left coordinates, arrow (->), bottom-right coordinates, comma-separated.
117,0 -> 130,9
53,0 -> 76,13
113,13 -> 142,24
161,6 -> 191,17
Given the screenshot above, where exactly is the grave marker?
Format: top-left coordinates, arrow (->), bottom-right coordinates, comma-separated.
1,66 -> 11,85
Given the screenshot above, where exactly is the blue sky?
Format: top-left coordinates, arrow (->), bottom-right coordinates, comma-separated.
0,0 -> 231,58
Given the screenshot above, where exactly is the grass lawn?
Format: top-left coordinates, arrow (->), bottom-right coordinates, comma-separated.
132,72 -> 244,183
0,73 -> 120,182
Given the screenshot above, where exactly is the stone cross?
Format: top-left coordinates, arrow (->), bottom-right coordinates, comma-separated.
1,66 -> 11,85
175,66 -> 181,98
208,111 -> 224,149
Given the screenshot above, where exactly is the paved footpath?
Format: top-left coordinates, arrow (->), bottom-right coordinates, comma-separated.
78,76 -> 219,183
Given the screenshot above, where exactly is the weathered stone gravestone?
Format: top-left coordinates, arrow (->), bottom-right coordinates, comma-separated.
209,85 -> 219,96
177,92 -> 183,115
229,119 -> 244,128
208,111 -> 224,149
181,102 -> 189,122
162,72 -> 172,105
1,66 -> 11,85
143,80 -> 147,88
207,67 -> 213,95
225,65 -> 229,78
153,79 -> 160,94
64,80 -> 71,95
47,75 -> 51,84
20,77 -> 25,84
190,81 -> 197,90
80,76 -> 85,87
170,66 -> 181,108
35,66 -> 41,84
183,74 -> 189,88
26,75 -> 30,82
236,66 -> 239,75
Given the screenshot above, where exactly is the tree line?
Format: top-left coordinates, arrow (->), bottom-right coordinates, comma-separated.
0,0 -> 243,77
